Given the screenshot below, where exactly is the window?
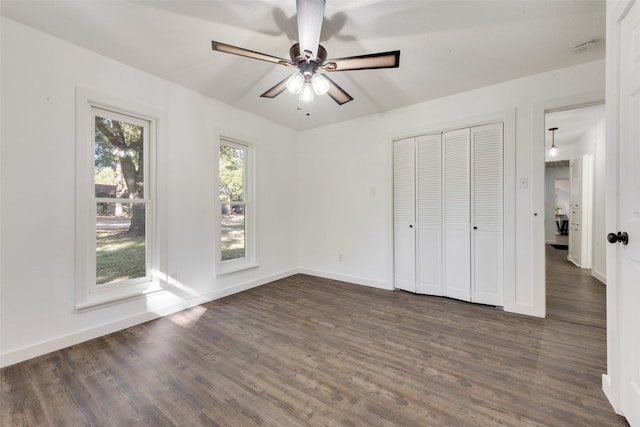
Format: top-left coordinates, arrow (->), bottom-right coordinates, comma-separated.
76,89 -> 160,310
217,138 -> 255,274
93,109 -> 149,286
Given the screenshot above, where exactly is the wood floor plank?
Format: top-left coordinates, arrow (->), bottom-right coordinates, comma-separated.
1,248 -> 628,426
0,364 -> 46,426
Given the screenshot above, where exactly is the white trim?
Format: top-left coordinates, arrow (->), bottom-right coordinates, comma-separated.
75,287 -> 165,313
592,269 -> 606,285
602,374 -> 618,412
298,268 -> 393,290
214,135 -> 257,276
530,91 -> 606,319
75,87 -> 166,309
0,268 -> 299,368
216,263 -> 260,277
90,106 -> 152,293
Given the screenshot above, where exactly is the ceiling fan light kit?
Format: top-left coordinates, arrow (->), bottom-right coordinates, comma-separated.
211,0 -> 400,106
311,74 -> 329,95
286,72 -> 305,94
301,81 -> 315,103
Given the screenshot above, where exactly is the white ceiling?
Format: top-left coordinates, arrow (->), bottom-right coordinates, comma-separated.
545,103 -> 605,150
1,0 -> 606,131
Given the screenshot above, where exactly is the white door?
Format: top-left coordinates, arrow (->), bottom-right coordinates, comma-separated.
471,123 -> 503,306
416,134 -> 443,295
617,1 -> 640,423
394,138 -> 416,292
443,128 -> 471,301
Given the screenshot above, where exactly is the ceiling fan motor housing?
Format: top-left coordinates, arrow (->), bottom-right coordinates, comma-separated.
290,43 -> 327,74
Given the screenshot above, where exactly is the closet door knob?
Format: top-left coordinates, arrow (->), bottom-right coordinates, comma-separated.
409,225 -> 413,228
473,226 -> 478,230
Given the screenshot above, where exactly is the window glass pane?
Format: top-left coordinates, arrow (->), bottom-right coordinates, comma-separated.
219,145 -> 244,203
96,202 -> 146,285
221,204 -> 245,261
95,116 -> 145,199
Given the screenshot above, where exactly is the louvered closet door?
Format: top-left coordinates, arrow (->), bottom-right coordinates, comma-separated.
471,123 -> 503,305
394,138 -> 416,292
416,134 -> 443,295
443,128 -> 471,301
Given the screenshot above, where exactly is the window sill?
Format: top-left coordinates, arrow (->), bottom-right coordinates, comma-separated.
216,262 -> 259,277
76,285 -> 164,313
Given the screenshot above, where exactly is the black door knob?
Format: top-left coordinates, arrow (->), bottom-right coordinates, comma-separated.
473,226 -> 478,230
607,232 -> 629,245
619,232 -> 629,245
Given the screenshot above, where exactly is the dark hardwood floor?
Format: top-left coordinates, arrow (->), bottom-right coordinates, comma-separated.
1,252 -> 627,426
545,244 -> 607,329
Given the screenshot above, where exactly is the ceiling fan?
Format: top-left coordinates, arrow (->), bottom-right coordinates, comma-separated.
211,0 -> 400,105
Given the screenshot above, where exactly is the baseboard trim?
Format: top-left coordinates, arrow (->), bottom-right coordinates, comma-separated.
0,268 -> 298,368
602,374 -> 612,400
298,268 -> 393,291
592,269 -> 606,285
503,302 -> 545,318
567,255 -> 581,268
204,268 -> 299,301
602,374 -> 623,415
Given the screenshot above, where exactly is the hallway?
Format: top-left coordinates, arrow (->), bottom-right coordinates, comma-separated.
546,244 -> 607,329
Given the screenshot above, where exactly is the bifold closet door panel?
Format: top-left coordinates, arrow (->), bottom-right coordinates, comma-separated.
416,134 -> 443,295
471,122 -> 503,305
443,128 -> 471,302
394,138 -> 416,292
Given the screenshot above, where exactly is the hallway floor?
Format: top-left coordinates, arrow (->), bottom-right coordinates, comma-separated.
546,244 -> 606,329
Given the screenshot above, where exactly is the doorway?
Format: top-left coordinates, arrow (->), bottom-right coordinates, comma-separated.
545,166 -> 570,248
543,103 -> 606,321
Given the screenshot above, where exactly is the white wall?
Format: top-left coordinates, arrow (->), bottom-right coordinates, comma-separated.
297,59 -> 605,317
544,166 -> 570,243
0,18 -> 299,366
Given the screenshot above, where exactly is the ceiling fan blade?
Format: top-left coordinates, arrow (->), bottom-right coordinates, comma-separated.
324,76 -> 353,105
296,0 -> 325,60
323,50 -> 400,71
260,76 -> 289,99
212,41 -> 292,66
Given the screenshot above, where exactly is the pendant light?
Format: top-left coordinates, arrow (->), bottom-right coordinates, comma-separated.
548,127 -> 559,158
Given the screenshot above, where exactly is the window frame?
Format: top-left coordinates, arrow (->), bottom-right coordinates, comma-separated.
92,108 -> 151,288
215,137 -> 257,275
75,88 -> 162,310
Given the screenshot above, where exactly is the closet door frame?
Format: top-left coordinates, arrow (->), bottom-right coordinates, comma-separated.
389,109 -> 515,310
